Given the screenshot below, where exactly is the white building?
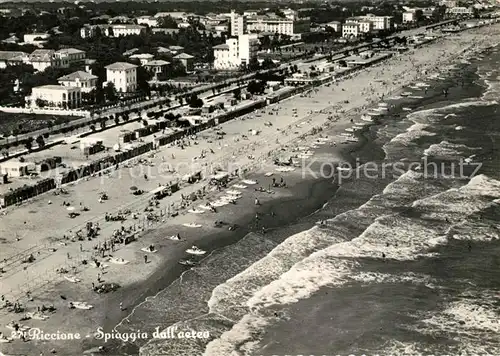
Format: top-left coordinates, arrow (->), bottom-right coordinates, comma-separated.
80,24 -> 146,38
136,16 -> 158,27
244,15 -> 311,36
342,22 -> 360,38
230,10 -> 247,36
23,32 -> 50,45
358,20 -> 374,33
238,34 -> 259,66
213,34 -> 259,70
247,16 -> 294,35
111,24 -> 146,37
325,21 -> 342,33
105,62 -> 137,93
403,11 -> 417,23
28,85 -> 82,108
58,71 -> 98,93
346,14 -> 392,31
447,7 -> 474,16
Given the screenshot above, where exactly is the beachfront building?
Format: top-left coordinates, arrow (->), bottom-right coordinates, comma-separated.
0,161 -> 35,178
342,22 -> 360,38
241,14 -> 310,36
105,62 -> 137,93
403,11 -> 417,23
174,53 -> 194,71
230,10 -> 247,36
144,60 -> 170,80
447,7 -> 474,16
27,85 -> 82,108
0,51 -> 28,68
54,48 -> 86,68
213,34 -> 259,70
346,14 -> 393,32
58,71 -> 98,93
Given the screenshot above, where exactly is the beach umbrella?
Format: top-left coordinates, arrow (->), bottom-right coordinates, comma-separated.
130,186 -> 138,191
66,206 -> 75,211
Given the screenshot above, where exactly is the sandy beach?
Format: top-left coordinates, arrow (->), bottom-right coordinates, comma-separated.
1,23 -> 499,355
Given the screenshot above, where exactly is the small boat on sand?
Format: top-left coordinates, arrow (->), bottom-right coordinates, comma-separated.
179,259 -> 197,267
242,179 -> 257,185
401,91 -> 412,97
188,209 -> 205,214
186,246 -> 206,255
169,235 -> 181,241
233,184 -> 247,189
183,223 -> 202,228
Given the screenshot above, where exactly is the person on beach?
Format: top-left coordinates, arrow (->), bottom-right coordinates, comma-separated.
120,302 -> 124,311
144,255 -> 148,263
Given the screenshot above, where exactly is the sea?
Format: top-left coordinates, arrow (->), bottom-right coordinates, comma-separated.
111,45 -> 500,356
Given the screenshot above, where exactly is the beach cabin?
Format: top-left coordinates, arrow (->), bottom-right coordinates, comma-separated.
209,171 -> 229,185
0,160 -> 35,177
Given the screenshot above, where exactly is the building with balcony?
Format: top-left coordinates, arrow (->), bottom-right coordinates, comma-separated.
213,34 -> 259,70
342,22 -> 360,38
105,62 -> 137,93
28,85 -> 82,108
346,14 -> 393,32
230,10 -> 247,36
246,15 -> 310,35
58,71 -> 98,93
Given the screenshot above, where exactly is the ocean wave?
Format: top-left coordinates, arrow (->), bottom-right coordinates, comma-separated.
407,100 -> 497,125
406,289 -> 500,355
423,140 -> 481,160
207,227 -> 336,320
203,174 -> 500,356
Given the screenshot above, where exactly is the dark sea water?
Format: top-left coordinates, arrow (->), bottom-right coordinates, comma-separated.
111,47 -> 500,356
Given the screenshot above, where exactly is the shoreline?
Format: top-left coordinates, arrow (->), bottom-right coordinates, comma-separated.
1,23 -> 499,356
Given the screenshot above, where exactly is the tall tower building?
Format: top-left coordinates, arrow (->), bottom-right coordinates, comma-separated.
230,10 -> 247,36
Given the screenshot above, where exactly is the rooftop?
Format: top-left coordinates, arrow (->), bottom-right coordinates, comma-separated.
33,85 -> 77,91
29,49 -> 55,61
56,48 -> 85,55
174,53 -> 194,59
58,71 -> 98,81
0,51 -> 27,61
213,44 -> 229,50
144,60 -> 170,66
130,53 -> 154,59
105,62 -> 138,70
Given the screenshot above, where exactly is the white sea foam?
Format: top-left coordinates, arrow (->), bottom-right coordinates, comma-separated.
407,290 -> 500,355
389,123 -> 436,145
423,140 -> 480,159
204,175 -> 500,356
